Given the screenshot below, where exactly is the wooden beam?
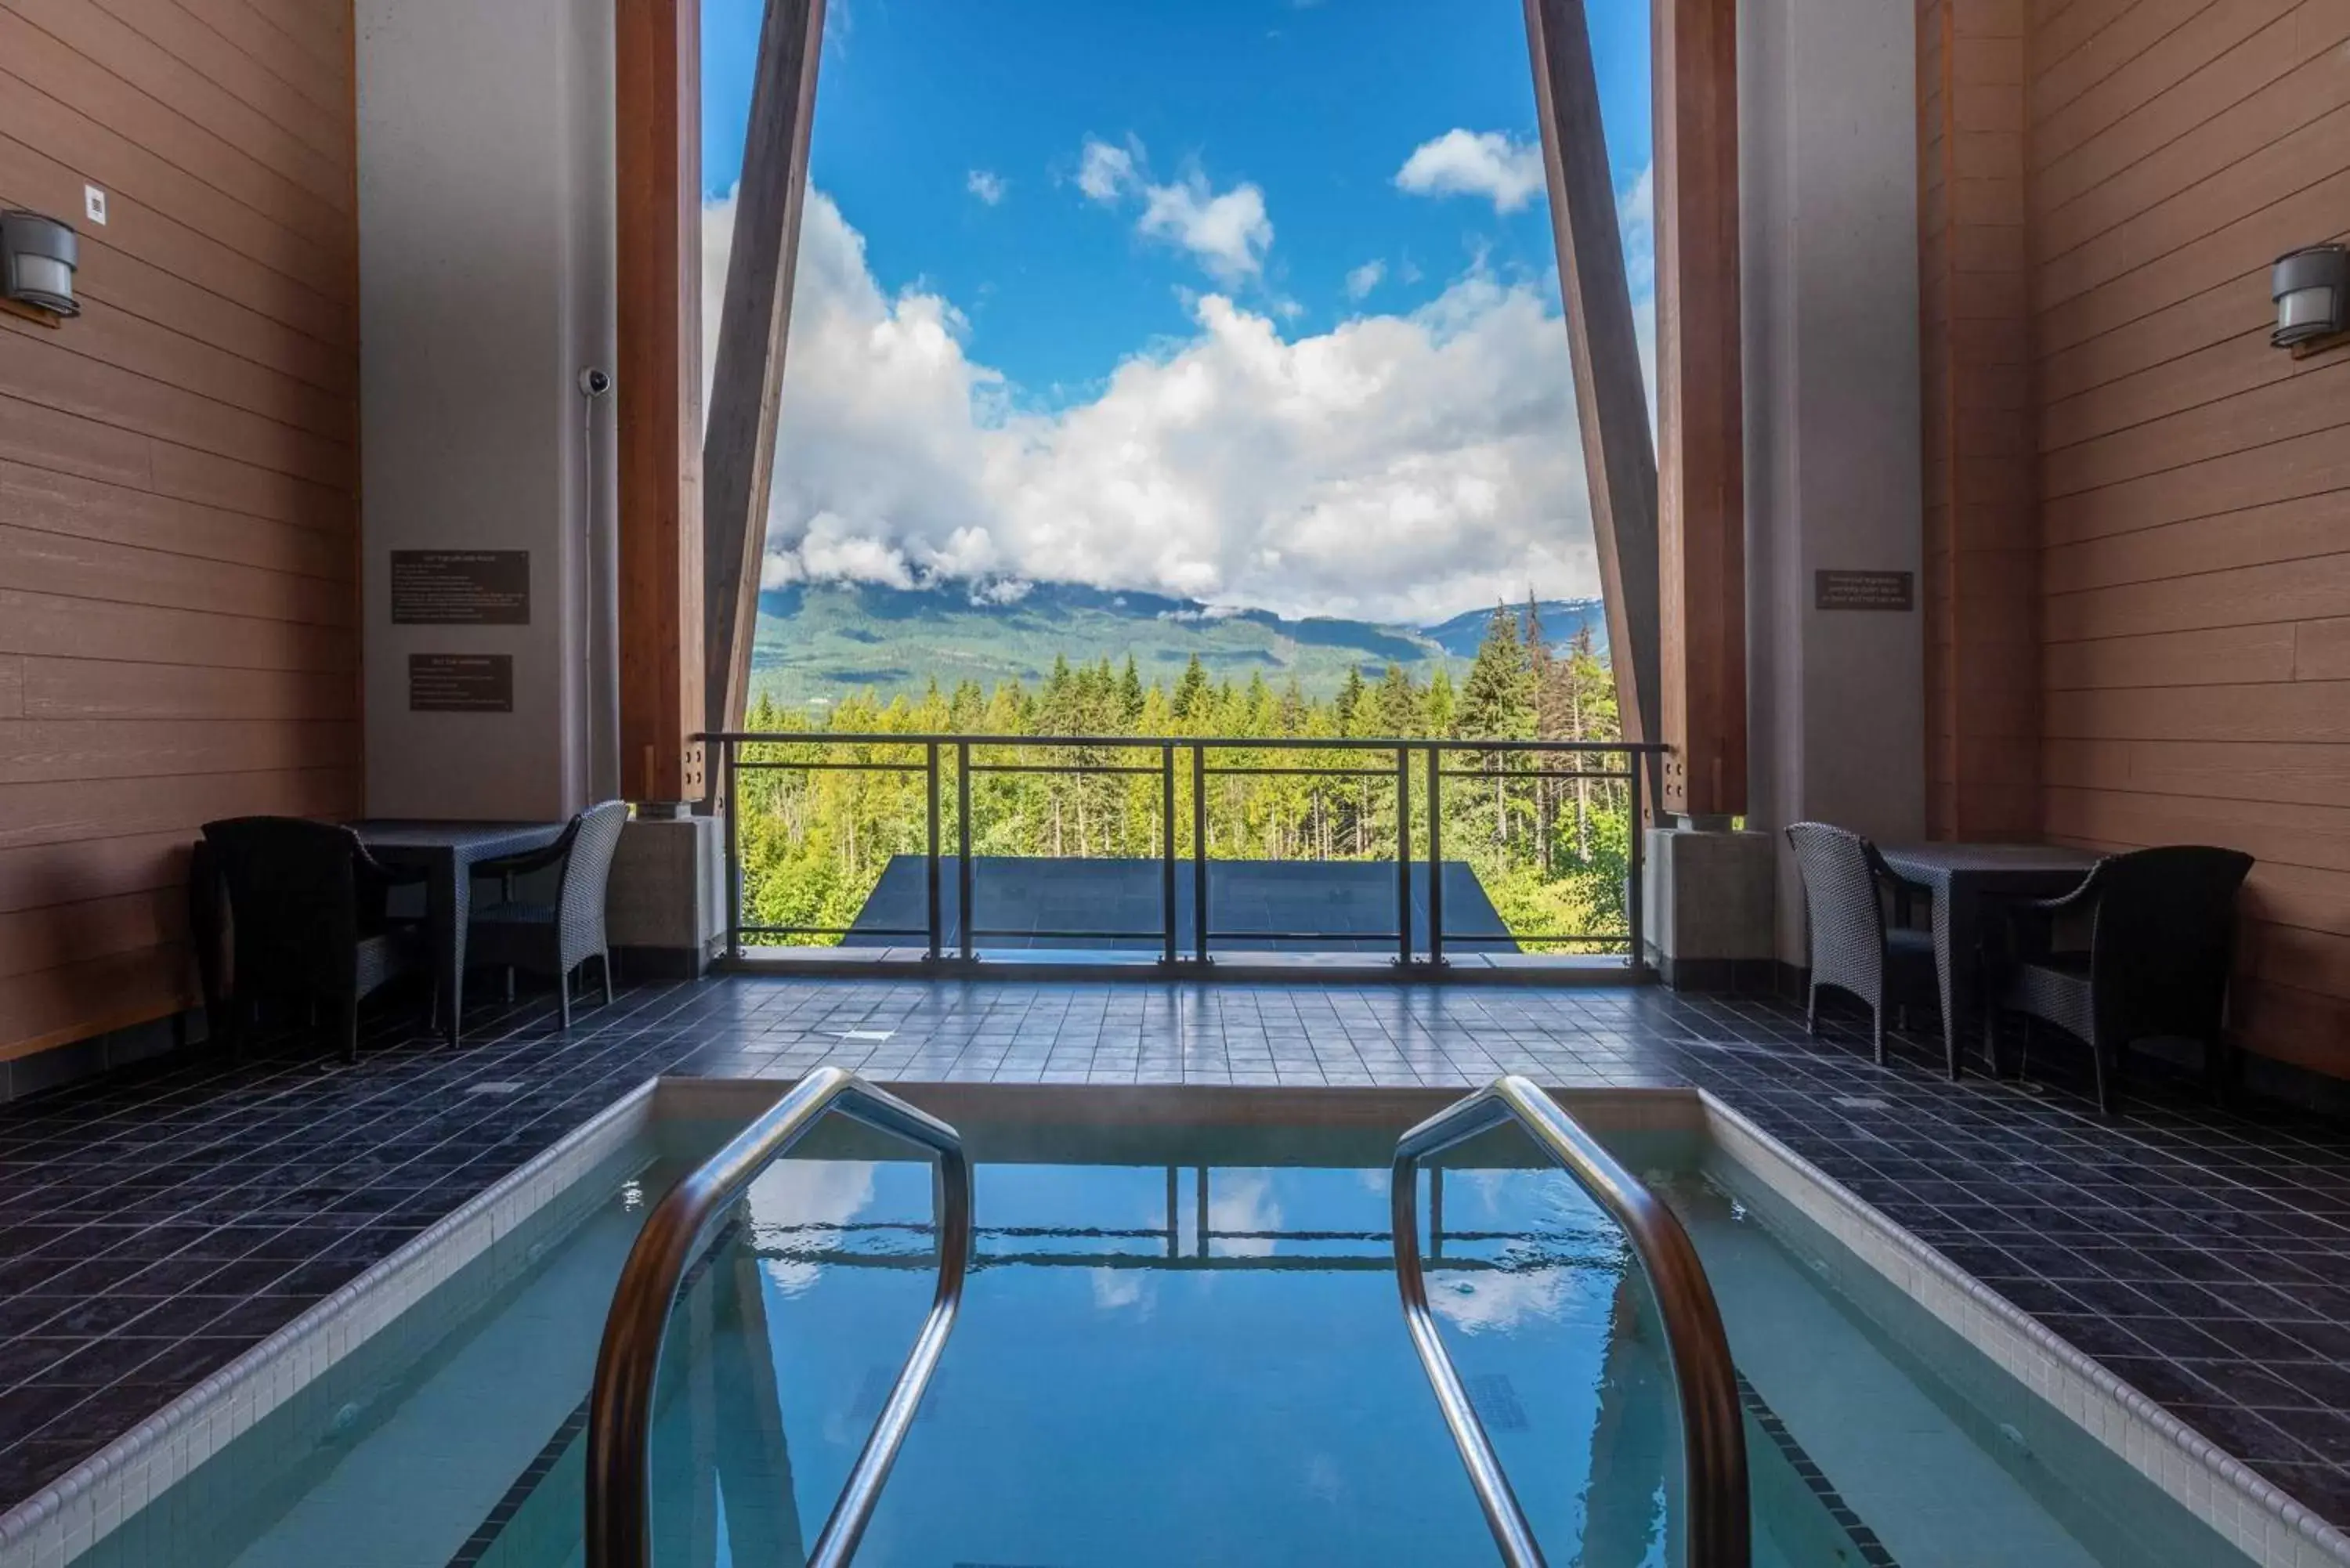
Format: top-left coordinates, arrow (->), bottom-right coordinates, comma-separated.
703,0 -> 827,739
1524,0 -> 1663,818
1654,0 -> 1746,819
616,0 -> 705,804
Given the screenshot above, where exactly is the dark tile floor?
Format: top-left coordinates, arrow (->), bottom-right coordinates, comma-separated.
4,974 -> 2350,1532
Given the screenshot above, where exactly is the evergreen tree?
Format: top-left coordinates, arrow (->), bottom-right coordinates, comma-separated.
1372,663 -> 1419,736
1170,655 -> 1211,721
1119,656 -> 1146,724
1334,666 -> 1366,731
1426,667 -> 1457,735
1457,604 -> 1535,740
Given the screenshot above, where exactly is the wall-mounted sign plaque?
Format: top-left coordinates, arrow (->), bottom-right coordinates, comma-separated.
408,653 -> 513,713
1814,569 -> 1915,611
391,551 -> 530,624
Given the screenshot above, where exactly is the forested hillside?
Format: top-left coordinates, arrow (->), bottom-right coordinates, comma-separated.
735,601 -> 1632,951
750,580 -> 1607,709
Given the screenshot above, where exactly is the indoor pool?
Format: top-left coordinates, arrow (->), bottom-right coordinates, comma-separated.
62,1087 -> 2253,1568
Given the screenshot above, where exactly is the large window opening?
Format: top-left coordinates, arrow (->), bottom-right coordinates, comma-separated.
700,0 -> 1658,968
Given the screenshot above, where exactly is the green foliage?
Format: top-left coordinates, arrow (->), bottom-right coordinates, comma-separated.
732,609 -> 1632,952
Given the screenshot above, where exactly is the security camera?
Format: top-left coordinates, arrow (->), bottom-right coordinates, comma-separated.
577,367 -> 614,398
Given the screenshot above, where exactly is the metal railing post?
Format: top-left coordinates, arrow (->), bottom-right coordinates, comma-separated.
1627,748 -> 1646,975
1161,743 -> 1178,966
1395,744 -> 1412,967
1191,742 -> 1209,963
1426,742 -> 1444,968
723,736 -> 742,961
956,740 -> 974,963
925,742 -> 942,963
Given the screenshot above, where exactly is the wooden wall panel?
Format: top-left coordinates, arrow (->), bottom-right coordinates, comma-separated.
2026,0 -> 2350,1070
0,0 -> 359,1064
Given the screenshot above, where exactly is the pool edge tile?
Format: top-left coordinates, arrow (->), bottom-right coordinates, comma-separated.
1696,1089 -> 2350,1568
0,1080 -> 663,1568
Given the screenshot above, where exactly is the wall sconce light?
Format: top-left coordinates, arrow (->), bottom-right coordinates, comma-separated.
2272,244 -> 2348,350
0,210 -> 78,318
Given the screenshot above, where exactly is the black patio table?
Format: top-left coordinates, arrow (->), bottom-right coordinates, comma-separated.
349,818 -> 569,1045
1876,841 -> 2101,1078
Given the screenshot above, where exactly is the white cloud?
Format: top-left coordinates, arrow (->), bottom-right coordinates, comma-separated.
714,190 -> 1600,625
1430,1267 -> 1571,1334
1076,135 -> 1274,285
1090,1268 -> 1152,1313
1206,1169 -> 1282,1259
1344,259 -> 1386,301
966,168 -> 1007,205
1396,128 -> 1547,215
1136,175 -> 1272,284
744,1158 -> 877,1296
1618,164 -> 1654,298
1076,136 -> 1137,203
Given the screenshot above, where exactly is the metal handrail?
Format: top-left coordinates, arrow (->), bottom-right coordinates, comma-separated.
585,1068 -> 973,1568
710,729 -> 1660,966
707,728 -> 1669,753
1391,1077 -> 1748,1568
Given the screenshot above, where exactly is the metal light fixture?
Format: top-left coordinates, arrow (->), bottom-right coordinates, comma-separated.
0,210 -> 78,317
2272,244 -> 2348,349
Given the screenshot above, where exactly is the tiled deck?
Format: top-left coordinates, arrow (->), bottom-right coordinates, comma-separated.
5,974 -> 2350,1533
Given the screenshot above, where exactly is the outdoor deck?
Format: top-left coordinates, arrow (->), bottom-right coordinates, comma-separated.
839,854 -> 1521,952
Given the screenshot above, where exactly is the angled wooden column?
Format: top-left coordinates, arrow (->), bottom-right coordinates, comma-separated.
704,0 -> 828,738
1653,0 -> 1746,820
1524,0 -> 1662,818
616,0 -> 706,805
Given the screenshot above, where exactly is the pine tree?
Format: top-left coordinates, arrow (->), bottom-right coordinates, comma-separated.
1457,604 -> 1535,740
1426,667 -> 1457,735
1119,656 -> 1145,724
1456,604 -> 1536,847
1170,655 -> 1210,721
1373,663 -> 1419,737
1334,666 -> 1366,731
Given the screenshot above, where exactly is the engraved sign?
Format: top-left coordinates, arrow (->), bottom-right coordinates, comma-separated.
408,653 -> 513,713
390,551 -> 530,624
1814,569 -> 1915,612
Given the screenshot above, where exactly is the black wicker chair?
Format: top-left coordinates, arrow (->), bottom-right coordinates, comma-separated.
465,800 -> 628,1028
1983,845 -> 2253,1114
1785,822 -> 1940,1066
199,817 -> 427,1061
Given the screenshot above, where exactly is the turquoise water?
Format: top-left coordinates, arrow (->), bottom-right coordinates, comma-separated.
78,1108 -> 2249,1567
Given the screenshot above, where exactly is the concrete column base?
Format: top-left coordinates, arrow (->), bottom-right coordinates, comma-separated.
1642,827 -> 1777,991
606,814 -> 727,978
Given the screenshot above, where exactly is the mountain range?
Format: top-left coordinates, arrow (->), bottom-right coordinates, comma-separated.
751,580 -> 1607,708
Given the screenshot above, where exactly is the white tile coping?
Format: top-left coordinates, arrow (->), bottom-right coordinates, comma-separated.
1695,1090 -> 2350,1568
0,1078 -> 666,1568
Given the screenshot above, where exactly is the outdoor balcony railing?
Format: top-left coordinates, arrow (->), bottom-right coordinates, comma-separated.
700,730 -> 1668,974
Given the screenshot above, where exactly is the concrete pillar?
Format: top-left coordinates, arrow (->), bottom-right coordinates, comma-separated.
606,816 -> 727,977
1643,822 -> 1777,988
356,0 -> 619,820
1739,0 -> 1928,976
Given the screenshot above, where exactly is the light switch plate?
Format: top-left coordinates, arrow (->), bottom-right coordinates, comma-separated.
84,185 -> 107,226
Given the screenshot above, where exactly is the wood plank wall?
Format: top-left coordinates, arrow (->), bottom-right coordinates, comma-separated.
0,0 -> 360,1061
1920,0 -> 2042,843
2026,0 -> 2350,1070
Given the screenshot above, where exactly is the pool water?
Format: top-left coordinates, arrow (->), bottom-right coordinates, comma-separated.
76,1104 -> 2249,1568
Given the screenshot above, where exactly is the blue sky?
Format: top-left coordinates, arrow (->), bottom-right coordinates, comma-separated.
699,0 -> 1654,624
